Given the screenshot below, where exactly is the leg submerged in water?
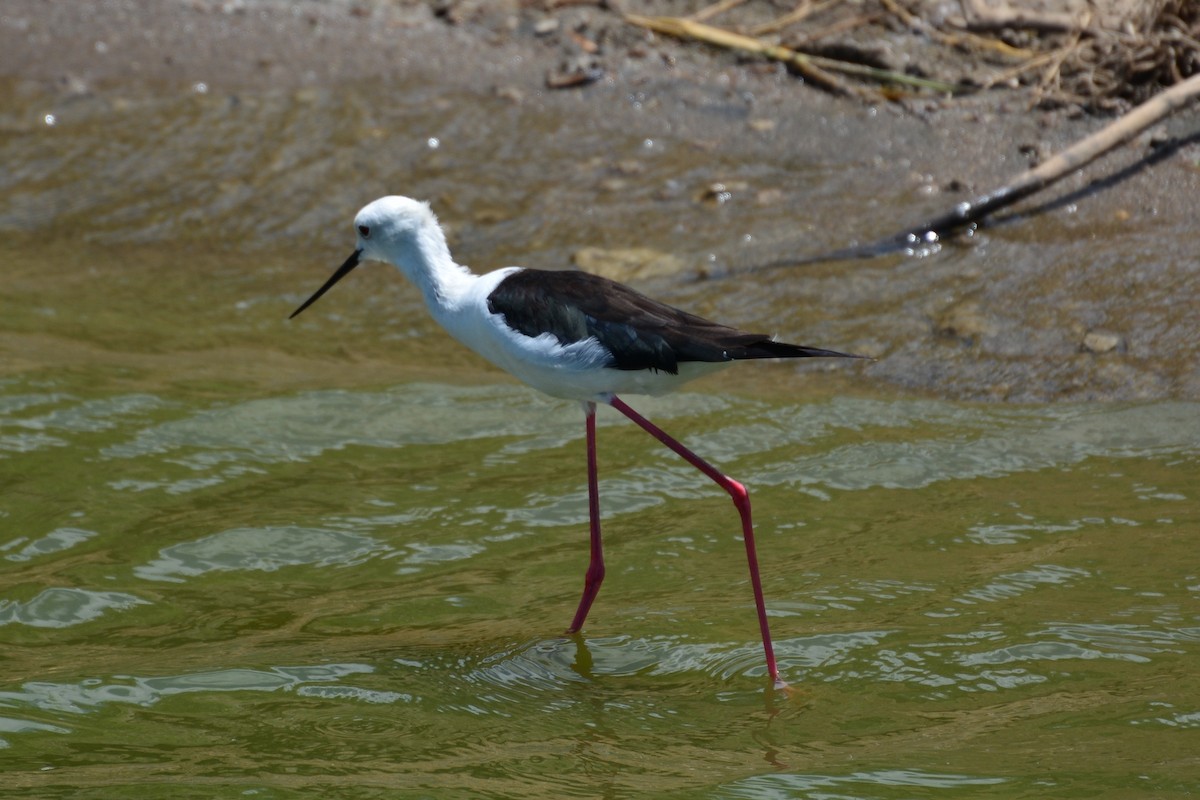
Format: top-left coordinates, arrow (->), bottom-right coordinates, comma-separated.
606,395 -> 784,689
567,401 -> 605,634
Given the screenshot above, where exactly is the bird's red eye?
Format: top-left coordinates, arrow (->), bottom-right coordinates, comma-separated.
358,225 -> 371,238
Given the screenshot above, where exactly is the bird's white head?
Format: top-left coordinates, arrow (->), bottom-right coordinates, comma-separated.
289,195 -> 459,320
352,196 -> 443,266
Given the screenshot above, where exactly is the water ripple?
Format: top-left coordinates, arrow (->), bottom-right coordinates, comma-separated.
447,629 -> 900,705
952,564 -> 1091,606
0,431 -> 66,454
2,527 -> 96,562
102,385 -> 564,466
719,768 -> 1007,798
134,526 -> 390,582
960,640 -> 1138,666
1038,622 -> 1199,655
0,588 -> 147,628
14,394 -> 165,433
755,400 -> 1200,491
0,662 -> 384,716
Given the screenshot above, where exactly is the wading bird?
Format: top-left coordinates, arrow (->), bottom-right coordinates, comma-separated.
290,196 -> 862,688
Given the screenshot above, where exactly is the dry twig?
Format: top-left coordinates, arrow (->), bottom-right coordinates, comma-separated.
625,13 -> 969,95
689,0 -> 750,24
752,71 -> 1200,269
748,1 -> 830,37
879,0 -> 1033,59
925,70 -> 1200,235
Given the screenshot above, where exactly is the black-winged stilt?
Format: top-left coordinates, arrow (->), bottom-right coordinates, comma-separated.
290,196 -> 862,688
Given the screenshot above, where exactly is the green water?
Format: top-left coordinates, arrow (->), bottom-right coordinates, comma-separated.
2,72 -> 1199,799
3,299 -> 1198,796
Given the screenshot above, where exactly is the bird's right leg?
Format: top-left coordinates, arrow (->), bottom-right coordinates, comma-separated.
567,401 -> 605,633
606,394 -> 783,688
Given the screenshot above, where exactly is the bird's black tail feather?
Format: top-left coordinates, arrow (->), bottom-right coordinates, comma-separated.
719,336 -> 869,363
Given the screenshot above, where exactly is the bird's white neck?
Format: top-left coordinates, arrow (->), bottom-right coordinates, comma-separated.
387,225 -> 476,312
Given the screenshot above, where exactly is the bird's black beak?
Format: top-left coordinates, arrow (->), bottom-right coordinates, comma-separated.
289,248 -> 362,319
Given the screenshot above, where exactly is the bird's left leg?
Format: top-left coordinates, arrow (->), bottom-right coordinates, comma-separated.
606,395 -> 784,689
567,401 -> 605,633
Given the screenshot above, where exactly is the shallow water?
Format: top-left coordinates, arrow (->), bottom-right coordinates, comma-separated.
3,367 -> 1199,798
2,49 -> 1199,799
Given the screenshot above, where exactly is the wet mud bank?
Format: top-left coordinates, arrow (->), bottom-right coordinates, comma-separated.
1,0 -> 1197,401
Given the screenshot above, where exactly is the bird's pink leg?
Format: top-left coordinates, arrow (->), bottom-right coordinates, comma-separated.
607,395 -> 784,689
567,401 -> 605,634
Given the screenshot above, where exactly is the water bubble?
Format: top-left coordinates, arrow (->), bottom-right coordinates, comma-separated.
426,137 -> 440,150
192,82 -> 208,94
43,114 -> 57,126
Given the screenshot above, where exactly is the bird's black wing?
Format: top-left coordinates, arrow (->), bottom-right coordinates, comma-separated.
487,269 -> 859,374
